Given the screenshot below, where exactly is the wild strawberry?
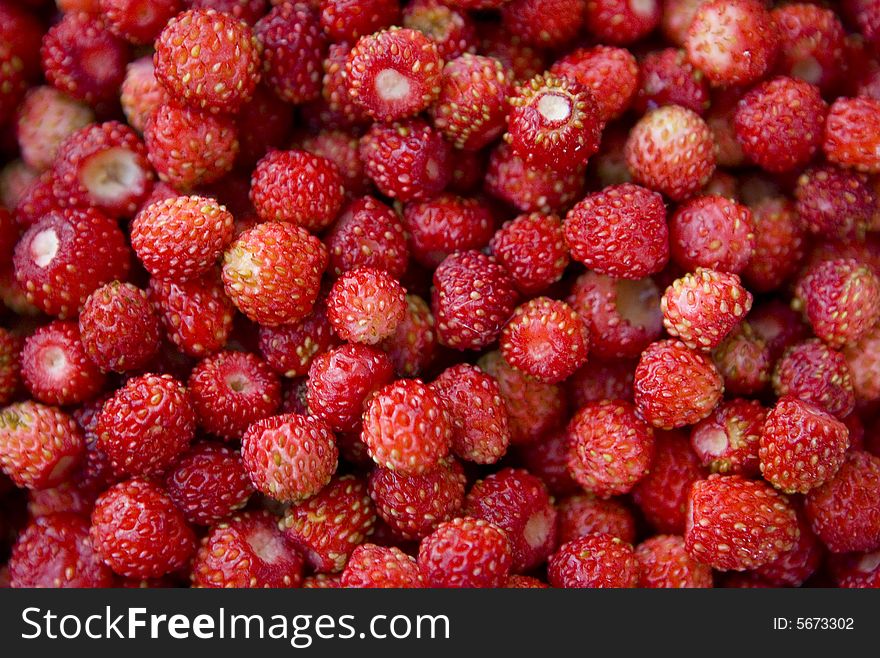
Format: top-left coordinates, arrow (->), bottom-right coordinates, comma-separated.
567,399 -> 655,498
793,257 -> 880,349
685,474 -> 799,570
635,48 -> 710,117
557,494 -> 636,545
16,86 -> 94,173
188,0 -> 268,24
517,429 -> 579,497
132,196 -> 234,282
90,478 -> 196,578
13,207 -> 131,318
320,42 -> 372,130
432,250 -> 519,351
222,221 -> 327,326
13,171 -> 64,229
490,212 -> 569,297
0,401 -> 84,490
430,54 -> 513,151
79,281 -> 162,373
188,351 -> 281,440
120,57 -> 167,134
500,0 -> 585,47
192,510 -> 303,588
505,73 -> 602,172
463,468 -> 556,572
362,379 -> 452,475
685,0 -> 779,87
403,194 -> 493,269
585,0 -> 662,45
254,2 -> 325,105
567,358 -> 635,408
302,573 -> 343,588
500,297 -> 588,384
0,161 -> 38,211
830,550 -> 880,588
742,197 -> 805,292
800,166 -> 876,243
805,450 -> 880,553
228,87 -> 291,168
154,9 -> 261,113
9,513 -> 114,588
749,299 -> 811,362
772,340 -> 855,418
634,339 -> 724,429
0,329 -> 21,406
359,118 -> 452,203
326,267 -> 406,345
0,5 -> 40,124
772,3 -> 845,93
145,104 -> 239,191
754,508 -> 824,587
403,0 -> 476,60
148,273 -> 235,358
480,25 -> 549,82
551,46 -> 639,123
625,104 -> 716,201
41,12 -> 129,106
340,544 -> 422,588
690,398 -> 764,476
164,442 -> 253,525
258,308 -> 337,381
300,129 -> 370,197
325,196 -> 408,279
20,320 -> 105,406
569,273 -> 663,360
101,0 -> 182,45
824,96 -> 880,173
418,516 -> 512,588
346,27 -> 443,122
431,364 -> 509,465
661,268 -> 753,351
548,532 -> 639,588
381,294 -> 437,378
844,325 -> 880,405
241,413 -> 338,503
669,195 -> 755,275
368,457 -> 466,540
249,149 -> 344,232
320,0 -> 399,43
280,474 -> 376,573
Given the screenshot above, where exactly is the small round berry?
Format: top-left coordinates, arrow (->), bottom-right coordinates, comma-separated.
772,340 -> 855,418
402,193 -> 494,269
325,196 -> 409,278
794,165 -> 876,242
490,212 -> 569,296
326,267 -> 407,345
634,47 -> 710,116
342,543 -> 423,588
258,304 -> 339,380
16,86 -> 95,173
669,195 -> 756,274
550,45 -> 640,122
380,294 -> 437,378
418,517 -> 512,588
120,57 -> 167,134
742,196 -> 805,292
548,533 -> 639,588
690,398 -> 765,476
320,0 -> 400,43
824,96 -> 880,173
636,534 -> 713,588
584,0 -> 661,45
557,494 -> 636,545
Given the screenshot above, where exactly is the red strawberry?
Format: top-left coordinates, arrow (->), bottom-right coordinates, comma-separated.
380,294 -> 437,378
634,48 -> 710,116
669,195 -> 756,274
690,398 -> 764,476
517,429 -> 580,498
300,128 -> 370,196
0,329 -> 21,406
585,0 -> 661,44
636,534 -> 713,588
567,358 -> 636,408
794,165 -> 875,242
320,0 -> 399,43
258,304 -> 339,379
548,532 -> 639,588
557,494 -> 636,545
772,340 -> 855,418
403,0 -> 477,60
551,46 -> 639,122
418,516 -> 512,588
742,196 -> 805,292
325,196 -> 409,278
403,193 -> 494,268
755,509 -> 824,587
772,2 -> 845,93
824,96 -> 880,173
501,0 -> 586,47
120,57 -> 167,134
326,267 -> 407,345
844,325 -> 880,405
490,212 -> 569,297
101,0 -> 181,45
16,86 -> 94,172
342,543 -> 423,588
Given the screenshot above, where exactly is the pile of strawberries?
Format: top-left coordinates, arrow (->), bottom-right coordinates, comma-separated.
0,0 -> 879,589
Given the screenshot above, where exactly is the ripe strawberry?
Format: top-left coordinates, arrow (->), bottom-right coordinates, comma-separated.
418,516 -> 512,588
551,46 -> 639,122
13,207 -> 131,318
830,550 -> 880,588
102,0 -> 182,45
772,340 -> 855,418
685,474 -> 799,570
132,196 -> 234,282
638,535 -> 713,589
432,250 -> 519,351
478,350 -> 566,446
0,161 -> 38,211
148,273 -> 235,358
320,0 -> 399,43
90,478 -> 196,578
302,574 -> 343,588
188,350 -> 281,440
362,379 -> 452,474
431,363 -> 510,464
187,0 -> 268,24
79,281 -> 162,373
241,413 -> 338,503
517,429 -> 580,497
381,293 -> 437,378
346,27 -> 443,121
625,105 -> 716,202
192,510 -> 304,588
41,12 -> 129,105
661,268 -> 753,351
326,196 -> 408,278
368,457 -> 466,540
634,339 -> 724,429
548,532 -> 639,588
164,442 -> 253,525
794,165 -> 875,242
685,0 -> 779,87
403,194 -> 493,269
0,401 -> 84,490
280,474 -> 376,573
16,86 -> 94,172
342,544 -> 423,588
824,96 -> 880,173
300,129 -> 370,195
403,0 -> 476,60
13,171 -> 64,229
635,48 -> 710,116
326,267 -> 407,345
567,400 -> 655,498
465,468 -> 557,571
742,196 -> 805,292
0,4 -> 41,124
793,257 -> 880,349
497,0 -> 583,46
0,329 -> 21,406
145,103 -> 239,191
749,299 -> 811,362
9,513 -> 114,588
222,221 -> 327,326
805,450 -> 880,553
557,494 -> 636,545
566,358 -> 636,407
690,398 -> 764,476
120,57 -> 167,134
772,3 -> 845,93
258,307 -> 338,381
255,2 -> 325,105
490,212 -> 568,297
844,325 -> 880,405
563,183 -> 669,279
669,195 -> 755,275
734,76 -> 827,173
430,54 -> 514,151
484,142 -> 586,214
754,508 -> 824,587
585,0 -> 661,45
568,273 -> 663,360
359,119 -> 452,203
154,9 -> 261,113
320,42 -> 373,130
20,320 -> 105,406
